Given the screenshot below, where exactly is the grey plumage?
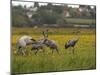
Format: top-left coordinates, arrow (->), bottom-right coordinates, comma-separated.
42,29 -> 59,54
31,30 -> 47,54
31,39 -> 45,55
43,39 -> 59,54
65,37 -> 79,54
31,29 -> 59,54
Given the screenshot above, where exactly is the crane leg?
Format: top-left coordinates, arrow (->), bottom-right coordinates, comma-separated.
22,49 -> 26,56
35,49 -> 39,55
56,48 -> 59,54
72,47 -> 75,54
42,47 -> 45,53
52,50 -> 54,54
17,46 -> 21,55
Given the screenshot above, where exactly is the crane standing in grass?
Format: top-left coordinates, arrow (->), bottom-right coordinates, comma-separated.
31,29 -> 59,54
42,29 -> 59,54
16,35 -> 36,55
31,38 -> 46,55
65,36 -> 80,54
31,29 -> 49,55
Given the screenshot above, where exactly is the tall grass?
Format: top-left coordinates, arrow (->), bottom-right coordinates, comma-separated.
11,27 -> 96,74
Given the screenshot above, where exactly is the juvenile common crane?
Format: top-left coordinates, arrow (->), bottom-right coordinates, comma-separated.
31,29 -> 49,54
65,36 -> 80,54
31,29 -> 59,54
43,29 -> 59,54
31,39 -> 45,55
16,35 -> 35,55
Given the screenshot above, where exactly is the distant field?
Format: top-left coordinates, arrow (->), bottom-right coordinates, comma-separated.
11,27 -> 96,74
12,27 -> 95,35
65,18 -> 96,25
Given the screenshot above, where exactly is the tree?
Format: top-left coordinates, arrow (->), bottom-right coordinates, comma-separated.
89,6 -> 96,18
12,5 -> 29,27
47,3 -> 53,9
79,5 -> 86,8
68,7 -> 78,17
34,2 -> 39,7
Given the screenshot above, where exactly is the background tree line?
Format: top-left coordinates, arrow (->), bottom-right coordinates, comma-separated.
12,2 -> 96,27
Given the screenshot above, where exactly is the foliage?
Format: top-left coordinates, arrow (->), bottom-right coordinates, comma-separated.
12,5 -> 29,27
34,2 -> 39,7
12,3 -> 96,27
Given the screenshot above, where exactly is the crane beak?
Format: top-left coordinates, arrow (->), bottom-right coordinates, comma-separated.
65,44 -> 69,49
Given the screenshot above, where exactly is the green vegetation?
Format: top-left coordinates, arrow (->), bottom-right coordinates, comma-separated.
11,2 -> 96,74
65,18 -> 96,25
11,27 -> 96,74
12,2 -> 96,27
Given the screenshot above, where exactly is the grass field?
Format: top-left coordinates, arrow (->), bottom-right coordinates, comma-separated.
11,27 -> 96,74
65,18 -> 96,25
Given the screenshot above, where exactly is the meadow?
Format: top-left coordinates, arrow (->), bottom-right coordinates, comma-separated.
65,18 -> 96,25
11,27 -> 96,74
